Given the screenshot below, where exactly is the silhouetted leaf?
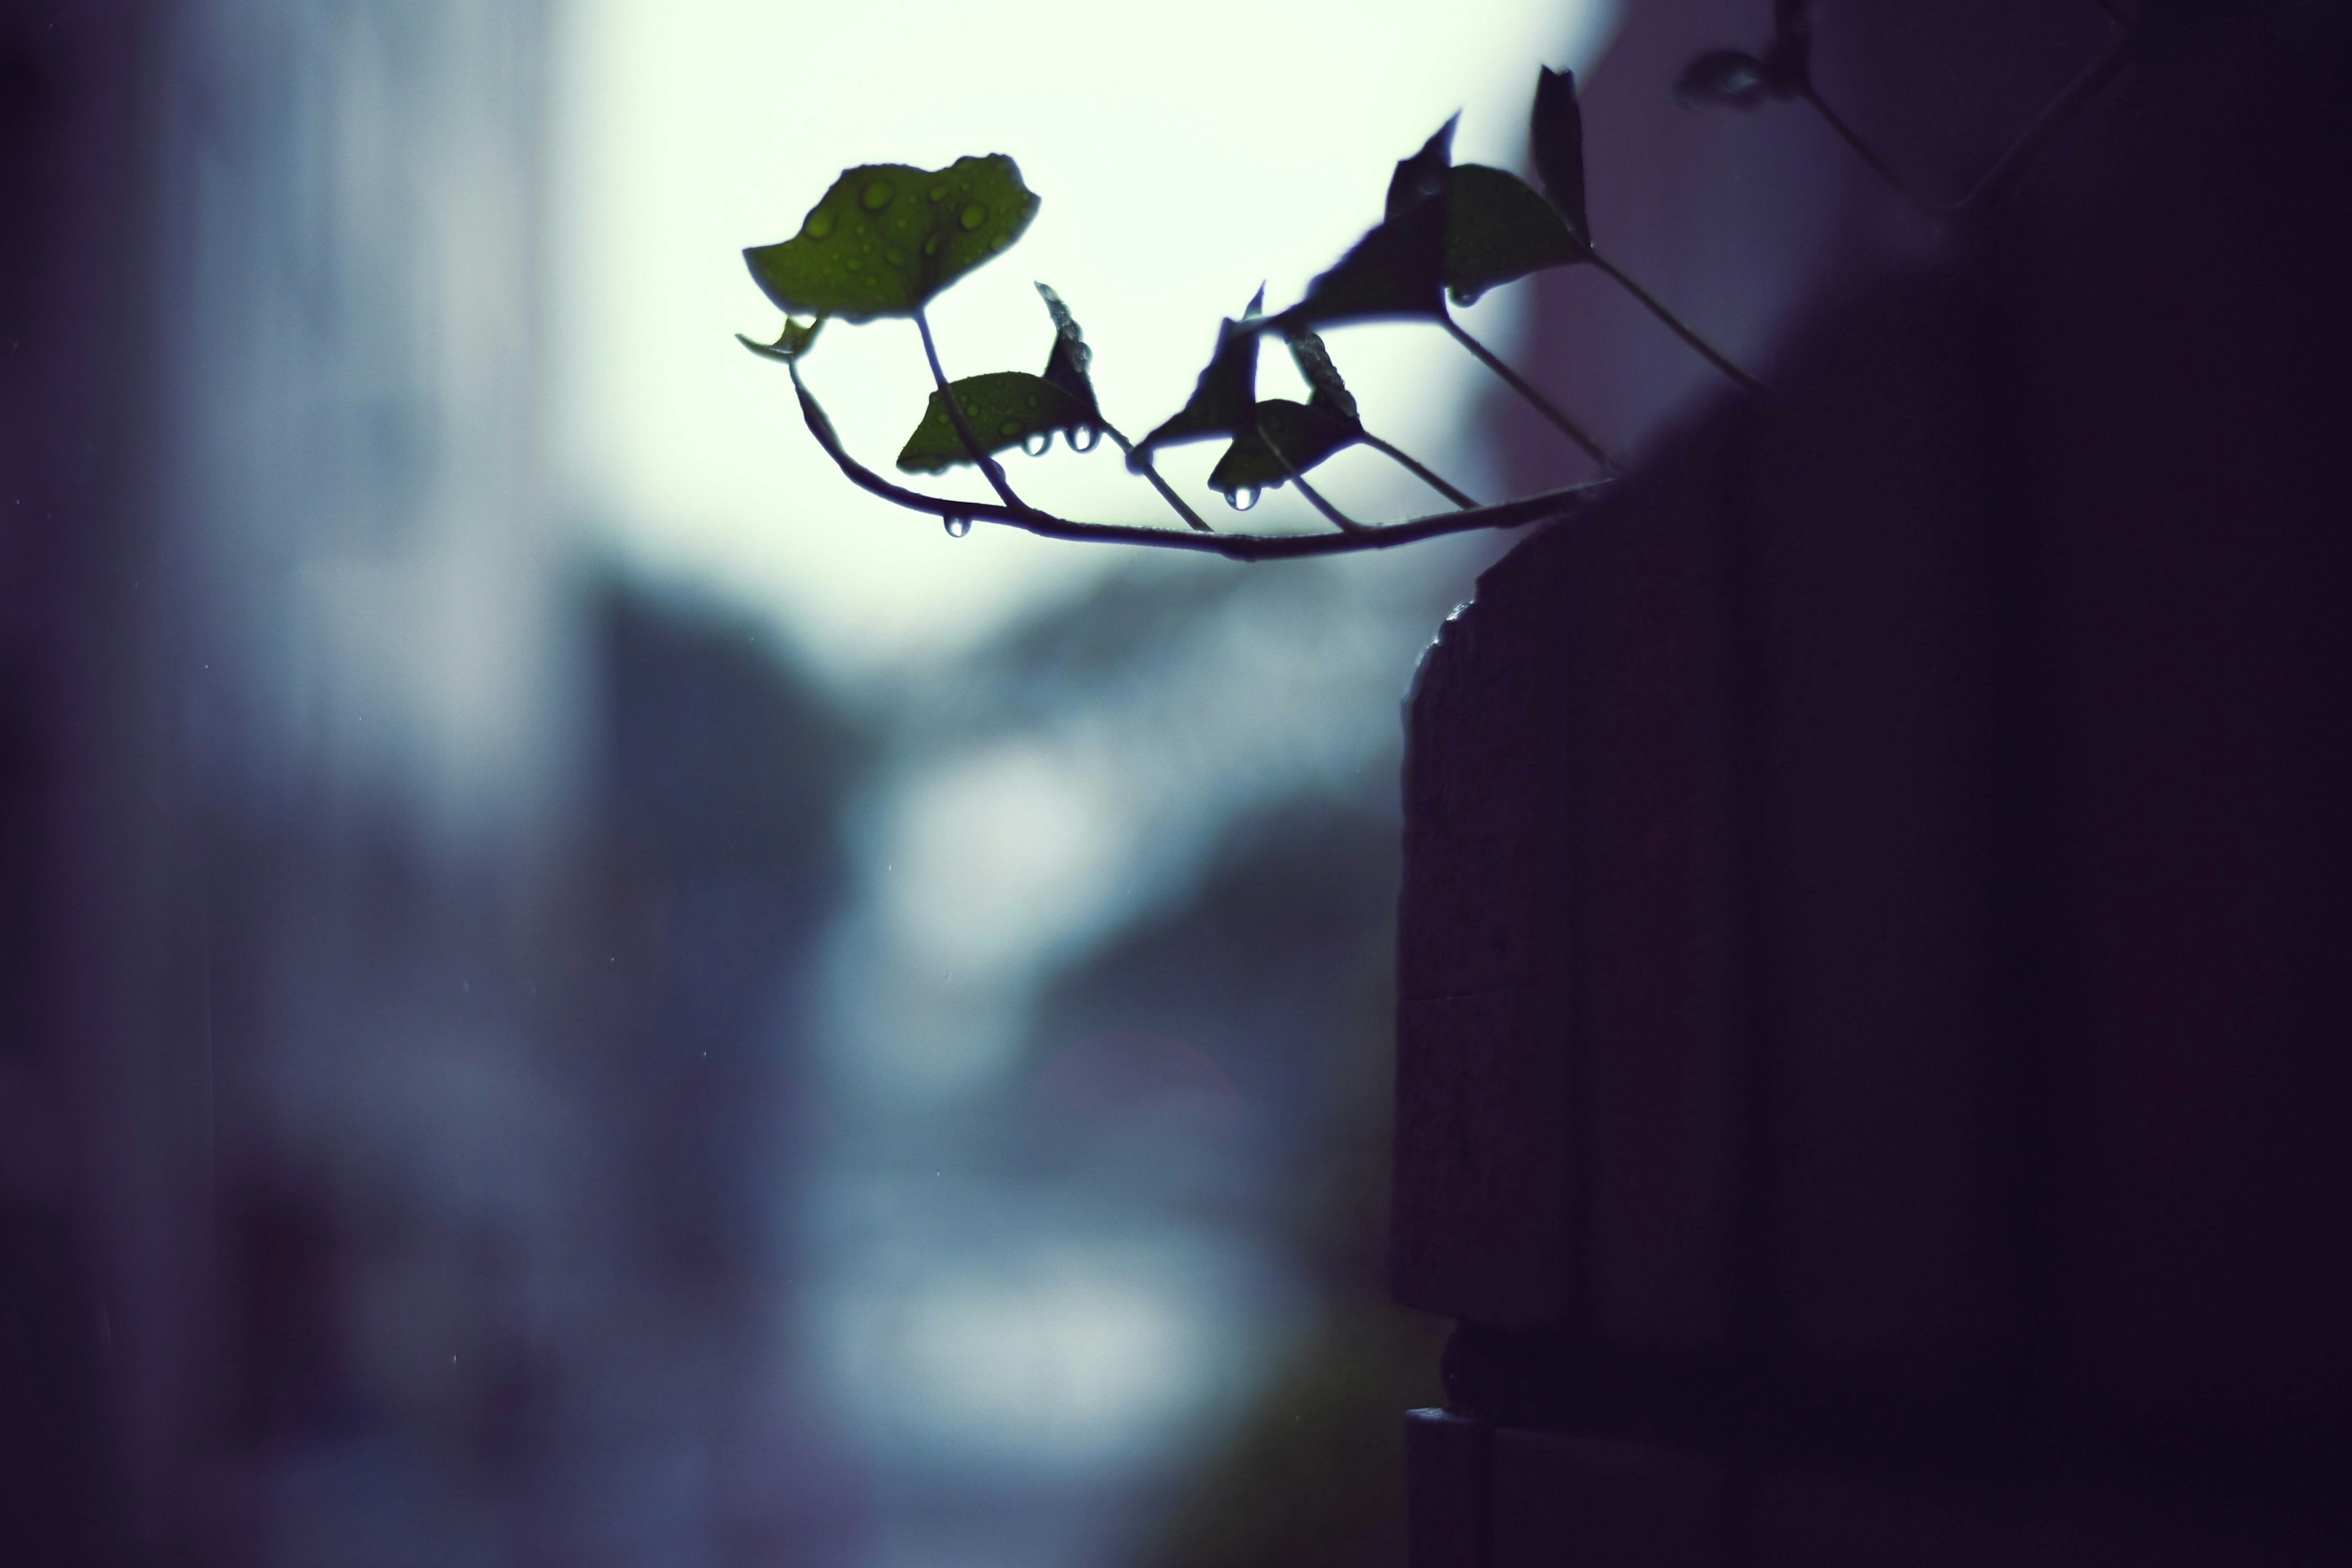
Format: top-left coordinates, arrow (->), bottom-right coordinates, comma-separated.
1763,0 -> 1812,91
1529,66 -> 1590,243
1276,196 -> 1449,331
1444,165 -> 1583,305
1134,289 -> 1265,456
1208,399 -> 1363,500
736,315 -> 825,363
1386,115 -> 1458,218
1675,49 -> 1771,108
745,155 -> 1038,323
1034,282 -> 1101,421
1286,331 -> 1357,423
897,371 -> 1086,473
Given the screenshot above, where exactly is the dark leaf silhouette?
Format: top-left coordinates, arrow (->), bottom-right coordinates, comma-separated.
1286,331 -> 1357,423
1035,282 -> 1102,422
1529,66 -> 1590,243
1278,119 -> 1472,332
1134,288 -> 1267,456
1764,0 -> 1812,91
736,315 -> 825,363
1278,195 -> 1450,329
1386,115 -> 1458,218
745,155 -> 1038,323
897,371 -> 1087,473
1444,165 -> 1583,305
1675,49 -> 1772,108
1208,399 -> 1363,500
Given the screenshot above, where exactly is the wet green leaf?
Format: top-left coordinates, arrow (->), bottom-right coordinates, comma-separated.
1675,49 -> 1772,108
1034,282 -> 1101,421
745,155 -> 1039,323
896,371 -> 1086,473
1208,399 -> 1363,500
1134,288 -> 1265,456
736,315 -> 825,363
1529,67 -> 1591,243
1444,165 -> 1583,306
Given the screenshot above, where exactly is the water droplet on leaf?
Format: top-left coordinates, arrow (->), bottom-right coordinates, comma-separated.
997,418 -> 1023,436
960,203 -> 989,230
862,180 -> 895,210
1227,486 -> 1260,512
884,247 -> 905,265
923,235 -> 943,256
804,211 -> 835,239
944,516 -> 971,538
929,184 -> 949,202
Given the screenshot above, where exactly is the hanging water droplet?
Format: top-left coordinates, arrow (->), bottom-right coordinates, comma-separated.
804,211 -> 835,239
1227,486 -> 1260,512
1022,431 -> 1051,457
1070,426 -> 1101,453
862,180 -> 896,211
960,203 -> 989,230
943,515 -> 971,538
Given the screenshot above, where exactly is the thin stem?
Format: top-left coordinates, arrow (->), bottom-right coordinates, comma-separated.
1361,431 -> 1478,509
1798,85 -> 1940,217
1956,30 -> 2134,215
1256,408 -> 1362,531
1099,422 -> 1212,532
913,306 -> 1029,513
1583,249 -> 1769,394
1440,314 -> 1616,472
786,361 -> 1607,560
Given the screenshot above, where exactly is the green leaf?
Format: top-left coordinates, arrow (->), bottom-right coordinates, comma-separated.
896,371 -> 1086,473
1445,165 -> 1584,306
1134,288 -> 1265,456
1034,282 -> 1101,421
1208,399 -> 1363,500
745,155 -> 1039,323
736,315 -> 825,363
1529,67 -> 1591,243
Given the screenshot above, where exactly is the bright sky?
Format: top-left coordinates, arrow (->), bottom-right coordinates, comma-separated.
549,0 -> 1618,684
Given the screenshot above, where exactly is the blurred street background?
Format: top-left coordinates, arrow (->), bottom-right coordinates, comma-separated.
5,1 -> 1609,1563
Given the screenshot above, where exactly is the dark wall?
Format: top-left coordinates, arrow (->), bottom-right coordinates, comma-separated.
1396,3 -> 2352,1561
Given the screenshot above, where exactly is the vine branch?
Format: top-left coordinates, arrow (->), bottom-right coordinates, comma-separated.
1441,313 -> 1616,471
785,362 -> 1605,560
